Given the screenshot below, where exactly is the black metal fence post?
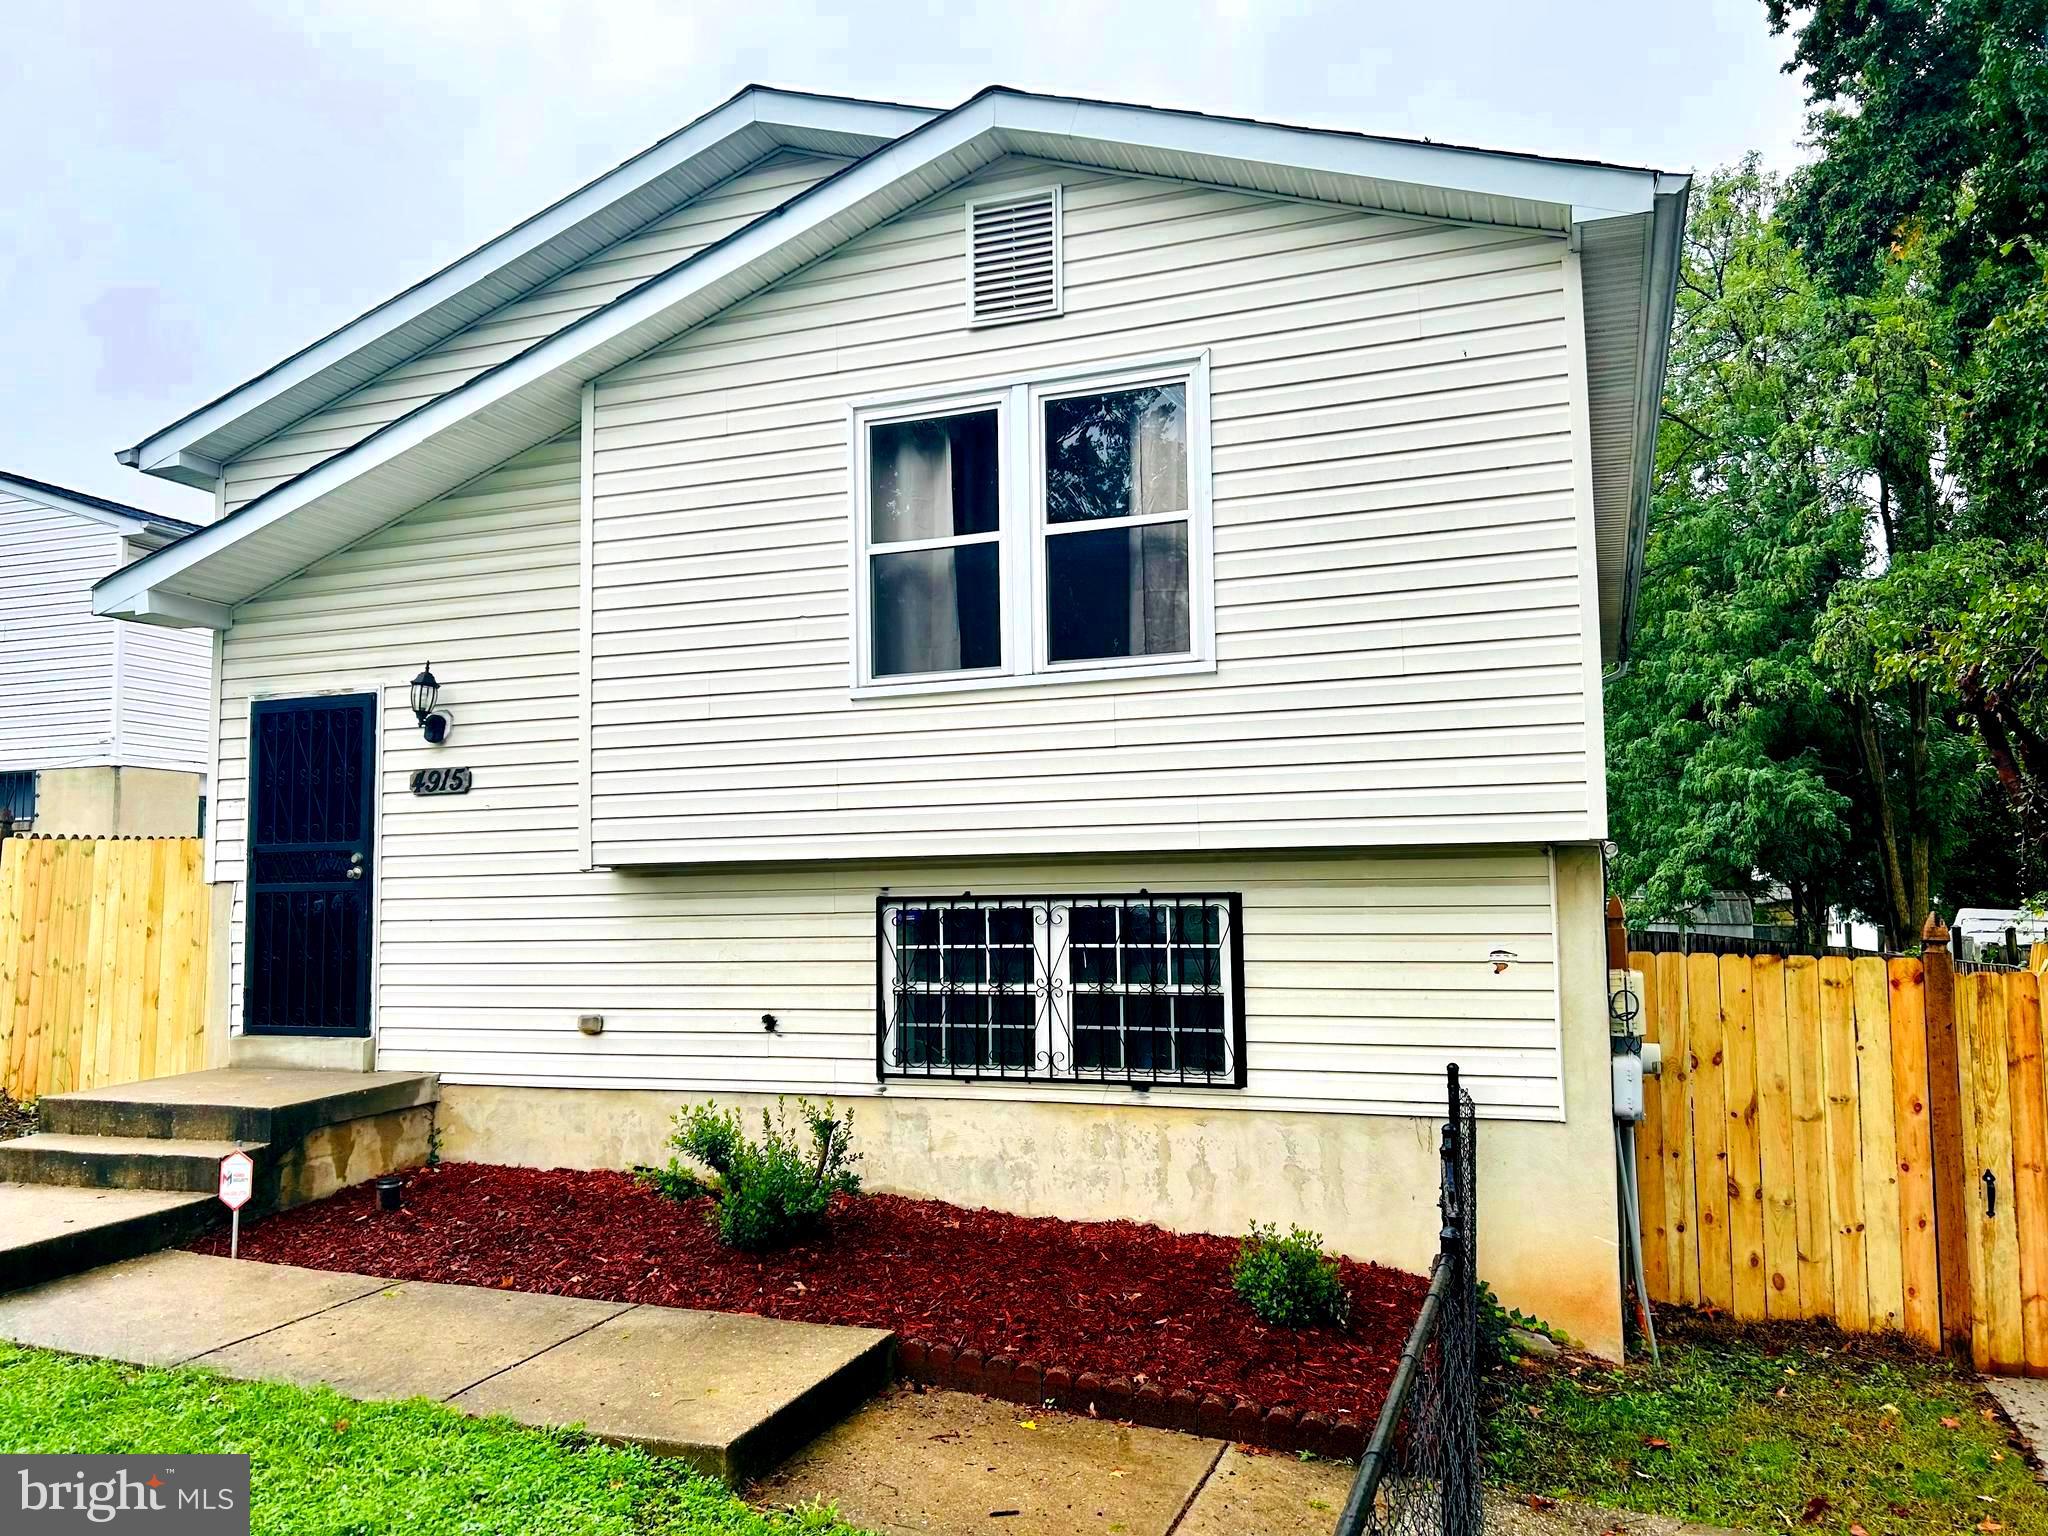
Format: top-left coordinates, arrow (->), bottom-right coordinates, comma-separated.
1334,1065 -> 1483,1536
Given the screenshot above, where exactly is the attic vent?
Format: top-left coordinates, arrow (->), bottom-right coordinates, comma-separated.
967,188 -> 1062,326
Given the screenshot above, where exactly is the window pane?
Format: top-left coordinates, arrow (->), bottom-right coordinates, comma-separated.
872,542 -> 1001,677
869,410 -> 1000,543
1044,384 -> 1187,524
1046,521 -> 1190,663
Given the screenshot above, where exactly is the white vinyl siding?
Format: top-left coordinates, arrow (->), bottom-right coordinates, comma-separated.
218,151 -> 852,513
0,493 -> 120,770
211,432 -> 1566,1119
587,157 -> 1595,865
113,540 -> 213,774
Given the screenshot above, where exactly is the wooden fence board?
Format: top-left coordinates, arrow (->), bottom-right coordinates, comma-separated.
1690,952 -> 1733,1312
1721,954 -> 1767,1320
0,838 -> 211,1101
1656,950 -> 1698,1305
1819,957 -> 1870,1330
1752,955 -> 1800,1318
1888,957 -> 1941,1347
1854,956 -> 1906,1332
1969,973 -> 2027,1373
1630,951 -> 1670,1303
2004,970 -> 2048,1375
1786,957 -> 1833,1320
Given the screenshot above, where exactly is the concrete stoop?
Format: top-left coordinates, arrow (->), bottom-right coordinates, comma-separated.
0,1068 -> 438,1293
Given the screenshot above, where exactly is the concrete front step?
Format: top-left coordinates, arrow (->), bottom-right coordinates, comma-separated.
0,1184 -> 219,1292
37,1068 -> 436,1146
0,1134 -> 271,1194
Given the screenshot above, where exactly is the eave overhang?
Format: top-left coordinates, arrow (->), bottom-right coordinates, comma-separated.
116,86 -> 939,488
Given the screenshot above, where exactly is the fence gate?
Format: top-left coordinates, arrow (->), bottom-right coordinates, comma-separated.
1629,919 -> 2048,1374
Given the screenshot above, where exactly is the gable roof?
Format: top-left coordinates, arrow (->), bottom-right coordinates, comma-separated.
100,85 -> 1687,658
115,86 -> 938,488
0,470 -> 202,543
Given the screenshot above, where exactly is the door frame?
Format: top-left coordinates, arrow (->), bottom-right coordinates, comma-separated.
239,684 -> 386,1040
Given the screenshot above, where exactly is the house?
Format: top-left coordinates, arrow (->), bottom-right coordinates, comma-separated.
0,472 -> 210,835
94,85 -> 1687,1355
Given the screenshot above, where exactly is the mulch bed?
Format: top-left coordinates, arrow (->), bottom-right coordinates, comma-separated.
0,1092 -> 35,1141
191,1162 -> 1427,1453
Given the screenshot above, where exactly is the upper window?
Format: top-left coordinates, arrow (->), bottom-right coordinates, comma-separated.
852,358 -> 1211,693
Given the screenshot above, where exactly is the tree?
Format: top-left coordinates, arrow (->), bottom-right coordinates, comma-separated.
1607,163 -> 2013,942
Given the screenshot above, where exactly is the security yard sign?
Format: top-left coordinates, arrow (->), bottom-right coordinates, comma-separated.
219,1150 -> 254,1258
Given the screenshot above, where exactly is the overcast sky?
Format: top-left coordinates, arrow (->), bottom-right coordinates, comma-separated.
2,0 -> 1812,520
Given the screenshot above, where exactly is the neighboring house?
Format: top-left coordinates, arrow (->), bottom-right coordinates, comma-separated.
0,472 -> 210,834
96,85 -> 1687,1355
1954,907 -> 2047,964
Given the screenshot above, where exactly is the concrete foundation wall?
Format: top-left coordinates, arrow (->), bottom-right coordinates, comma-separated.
273,1105 -> 437,1211
33,766 -> 202,837
434,844 -> 1622,1356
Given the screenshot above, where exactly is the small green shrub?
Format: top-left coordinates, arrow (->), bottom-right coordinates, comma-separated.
632,1161 -> 711,1202
1231,1222 -> 1351,1329
654,1098 -> 860,1251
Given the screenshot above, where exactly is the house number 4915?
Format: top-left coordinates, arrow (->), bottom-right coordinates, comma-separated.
409,766 -> 473,796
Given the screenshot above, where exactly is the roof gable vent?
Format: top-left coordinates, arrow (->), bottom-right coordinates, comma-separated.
967,187 -> 1062,327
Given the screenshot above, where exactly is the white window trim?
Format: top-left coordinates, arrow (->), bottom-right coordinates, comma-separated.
848,351 -> 1214,699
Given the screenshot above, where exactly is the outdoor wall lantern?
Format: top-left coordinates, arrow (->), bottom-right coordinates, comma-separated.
409,663 -> 451,744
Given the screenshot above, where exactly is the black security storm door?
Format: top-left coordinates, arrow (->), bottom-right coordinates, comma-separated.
244,694 -> 375,1036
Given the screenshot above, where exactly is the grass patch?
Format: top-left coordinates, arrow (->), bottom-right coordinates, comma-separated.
1487,1311 -> 2047,1534
0,1342 -> 868,1536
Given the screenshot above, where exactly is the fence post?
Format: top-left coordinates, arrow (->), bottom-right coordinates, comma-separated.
1923,912 -> 1973,1354
1606,894 -> 1628,972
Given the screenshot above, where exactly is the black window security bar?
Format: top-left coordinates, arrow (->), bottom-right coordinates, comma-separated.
0,771 -> 34,829
877,892 -> 1246,1087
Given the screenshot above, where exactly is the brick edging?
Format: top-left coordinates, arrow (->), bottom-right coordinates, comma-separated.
894,1339 -> 1366,1459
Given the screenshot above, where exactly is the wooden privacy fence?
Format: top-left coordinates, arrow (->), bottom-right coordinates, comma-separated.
0,835 -> 213,1101
1631,926 -> 2048,1374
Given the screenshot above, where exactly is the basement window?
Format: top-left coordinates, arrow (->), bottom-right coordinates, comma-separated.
877,892 -> 1244,1087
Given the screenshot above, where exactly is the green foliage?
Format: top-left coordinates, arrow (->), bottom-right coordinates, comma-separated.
0,1340 -> 876,1536
659,1099 -> 861,1251
633,1161 -> 712,1202
1476,1281 -> 1559,1366
1608,160 -> 2032,940
1230,1222 -> 1351,1329
1487,1317 -> 2048,1535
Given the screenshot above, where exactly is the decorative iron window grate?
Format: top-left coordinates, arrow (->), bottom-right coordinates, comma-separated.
877,892 -> 1245,1087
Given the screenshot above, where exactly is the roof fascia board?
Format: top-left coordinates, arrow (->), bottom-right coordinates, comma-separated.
0,474 -> 190,538
99,90 -> 1679,626
118,88 -> 936,480
988,95 -> 1660,218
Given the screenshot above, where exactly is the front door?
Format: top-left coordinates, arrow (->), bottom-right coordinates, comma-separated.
245,693 -> 375,1036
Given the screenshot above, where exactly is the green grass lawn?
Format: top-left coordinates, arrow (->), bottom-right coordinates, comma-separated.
0,1342 -> 869,1536
1487,1311 -> 2048,1535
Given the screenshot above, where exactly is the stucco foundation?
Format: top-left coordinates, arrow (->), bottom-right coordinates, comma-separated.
273,1105 -> 437,1211
33,766 -> 202,837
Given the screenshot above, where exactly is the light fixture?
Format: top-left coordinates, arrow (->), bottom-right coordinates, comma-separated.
409,663 -> 450,744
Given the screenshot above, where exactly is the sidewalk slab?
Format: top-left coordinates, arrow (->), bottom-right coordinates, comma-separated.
1177,1446 -> 1353,1534
1988,1377 -> 2048,1482
750,1384 -> 1224,1536
196,1280 -> 631,1402
0,1250 -> 384,1366
452,1302 -> 893,1482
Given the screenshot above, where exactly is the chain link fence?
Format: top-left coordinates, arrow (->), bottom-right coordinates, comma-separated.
1334,1065 -> 1483,1536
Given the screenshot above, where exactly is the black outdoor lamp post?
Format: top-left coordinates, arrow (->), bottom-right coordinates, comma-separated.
410,662 -> 450,744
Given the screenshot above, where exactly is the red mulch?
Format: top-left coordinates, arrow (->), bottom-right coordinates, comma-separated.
191,1162 -> 1426,1421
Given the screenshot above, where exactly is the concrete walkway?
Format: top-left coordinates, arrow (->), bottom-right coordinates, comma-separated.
0,1250 -> 889,1480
